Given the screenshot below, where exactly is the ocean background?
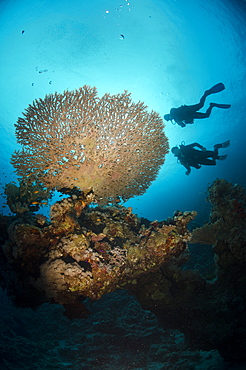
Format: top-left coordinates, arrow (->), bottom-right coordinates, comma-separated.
0,0 -> 246,368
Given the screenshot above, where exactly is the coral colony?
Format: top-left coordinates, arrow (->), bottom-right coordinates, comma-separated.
11,85 -> 168,202
1,86 -> 246,361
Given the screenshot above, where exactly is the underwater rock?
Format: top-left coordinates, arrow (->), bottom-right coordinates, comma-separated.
0,193 -> 195,320
191,178 -> 246,280
4,181 -> 52,214
129,179 -> 246,362
1,179 -> 245,361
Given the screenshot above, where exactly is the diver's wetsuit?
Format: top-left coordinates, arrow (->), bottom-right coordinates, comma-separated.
176,142 -> 229,175
179,143 -> 220,167
170,93 -> 211,126
165,83 -> 231,127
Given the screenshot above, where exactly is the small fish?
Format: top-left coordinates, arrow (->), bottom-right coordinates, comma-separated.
22,30 -> 25,34
33,190 -> 39,194
39,69 -> 48,74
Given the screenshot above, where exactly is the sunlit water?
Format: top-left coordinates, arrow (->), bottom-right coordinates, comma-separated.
1,0 -> 246,223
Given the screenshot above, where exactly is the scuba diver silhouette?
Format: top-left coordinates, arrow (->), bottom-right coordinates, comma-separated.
164,83 -> 231,127
171,140 -> 230,175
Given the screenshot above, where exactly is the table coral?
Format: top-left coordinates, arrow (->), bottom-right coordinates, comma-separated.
11,86 -> 169,203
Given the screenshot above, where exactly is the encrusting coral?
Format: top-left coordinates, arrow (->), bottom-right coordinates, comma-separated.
190,178 -> 246,279
0,191 -> 196,319
4,180 -> 52,214
128,179 -> 246,362
11,85 -> 169,203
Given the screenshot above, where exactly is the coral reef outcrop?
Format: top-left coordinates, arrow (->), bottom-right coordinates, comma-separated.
191,179 -> 246,280
0,191 -> 195,320
11,86 -> 169,203
4,181 -> 52,214
1,179 -> 246,361
125,179 -> 246,362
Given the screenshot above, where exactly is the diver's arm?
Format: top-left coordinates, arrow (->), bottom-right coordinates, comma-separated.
183,164 -> 191,175
180,160 -> 191,175
171,107 -> 186,127
175,120 -> 186,128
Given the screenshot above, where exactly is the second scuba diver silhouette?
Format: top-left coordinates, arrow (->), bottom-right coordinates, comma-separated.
164,83 -> 231,127
171,140 -> 230,175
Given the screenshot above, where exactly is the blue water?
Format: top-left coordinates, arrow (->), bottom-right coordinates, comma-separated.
1,0 -> 246,223
1,0 -> 246,368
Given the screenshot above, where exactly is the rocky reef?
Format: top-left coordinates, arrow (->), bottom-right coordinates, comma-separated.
127,179 -> 246,362
0,188 -> 195,320
1,179 -> 246,363
4,180 -> 52,214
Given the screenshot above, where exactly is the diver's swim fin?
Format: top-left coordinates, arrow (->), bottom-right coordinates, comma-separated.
218,155 -> 228,161
214,140 -> 230,150
221,140 -> 230,148
206,83 -> 225,95
210,103 -> 231,109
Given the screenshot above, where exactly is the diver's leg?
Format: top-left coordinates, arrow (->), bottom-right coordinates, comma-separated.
213,144 -> 222,155
191,93 -> 208,111
195,152 -> 216,165
210,147 -> 228,161
213,144 -> 226,157
192,100 -> 216,119
214,141 -> 230,152
189,84 -> 228,113
203,104 -> 213,118
192,101 -> 230,119
192,109 -> 212,119
198,158 -> 217,165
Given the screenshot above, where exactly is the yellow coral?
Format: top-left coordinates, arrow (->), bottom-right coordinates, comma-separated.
11,86 -> 169,202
